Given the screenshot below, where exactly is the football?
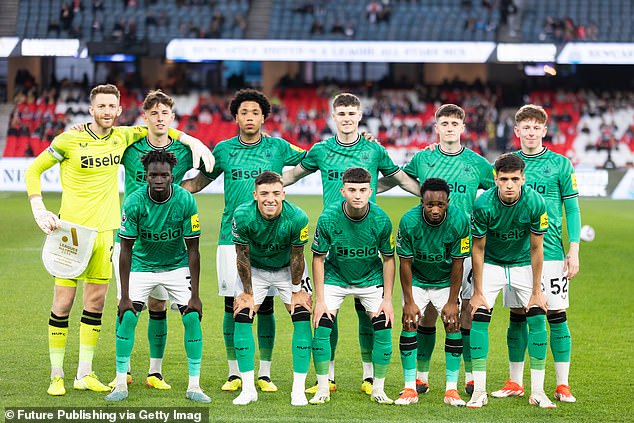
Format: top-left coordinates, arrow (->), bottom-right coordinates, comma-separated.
580,225 -> 595,242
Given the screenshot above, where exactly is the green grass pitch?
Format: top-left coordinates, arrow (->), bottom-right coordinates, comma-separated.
0,192 -> 632,422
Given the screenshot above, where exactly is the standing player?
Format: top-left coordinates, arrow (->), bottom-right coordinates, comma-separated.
395,178 -> 471,407
182,89 -> 306,392
492,104 -> 580,403
379,104 -> 495,395
106,150 -> 209,403
231,171 -> 312,406
310,167 -> 395,405
467,153 -> 554,409
25,84 -> 211,396
108,89 -> 203,390
283,93 -> 418,395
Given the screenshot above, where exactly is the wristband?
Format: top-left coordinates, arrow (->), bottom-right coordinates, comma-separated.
291,283 -> 302,293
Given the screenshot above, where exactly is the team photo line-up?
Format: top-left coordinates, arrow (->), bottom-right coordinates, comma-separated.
25,84 -> 580,409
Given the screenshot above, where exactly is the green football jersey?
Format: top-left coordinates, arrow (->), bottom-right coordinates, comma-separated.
116,136 -> 193,242
312,201 -> 394,287
300,135 -> 400,207
232,200 -> 309,271
397,204 -> 471,288
119,184 -> 200,272
472,186 -> 548,267
201,136 -> 306,245
515,148 -> 579,261
403,146 -> 495,212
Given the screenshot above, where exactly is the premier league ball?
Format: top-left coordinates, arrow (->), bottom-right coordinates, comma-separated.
580,225 -> 595,242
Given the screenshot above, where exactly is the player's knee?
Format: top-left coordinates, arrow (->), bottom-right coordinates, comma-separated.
547,311 -> 567,324
257,296 -> 274,315
235,309 -> 254,324
371,312 -> 392,331
472,307 -> 492,323
147,297 -> 167,312
354,297 -> 366,312
417,325 -> 436,336
224,296 -> 234,313
291,306 -> 310,322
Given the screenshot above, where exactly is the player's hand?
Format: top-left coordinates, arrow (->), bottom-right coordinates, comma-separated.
377,300 -> 395,328
291,290 -> 312,314
402,301 -> 421,331
564,250 -> 580,280
424,142 -> 438,151
312,300 -> 330,329
185,296 -> 203,319
469,293 -> 490,318
233,293 -> 255,319
117,297 -> 136,324
69,123 -> 85,132
189,140 -> 215,172
30,197 -> 61,234
441,302 -> 460,332
361,131 -> 380,144
527,291 -> 548,313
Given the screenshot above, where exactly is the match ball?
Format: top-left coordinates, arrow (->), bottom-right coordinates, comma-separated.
580,225 -> 595,242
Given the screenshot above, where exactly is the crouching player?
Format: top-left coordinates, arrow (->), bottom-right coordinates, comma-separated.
106,150 -> 210,403
231,171 -> 313,406
395,178 -> 471,406
310,167 -> 395,405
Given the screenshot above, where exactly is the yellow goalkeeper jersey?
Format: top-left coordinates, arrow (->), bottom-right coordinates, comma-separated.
26,124 -> 180,231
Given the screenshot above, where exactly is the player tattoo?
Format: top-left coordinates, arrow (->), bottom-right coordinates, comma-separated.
236,244 -> 253,294
290,245 -> 305,289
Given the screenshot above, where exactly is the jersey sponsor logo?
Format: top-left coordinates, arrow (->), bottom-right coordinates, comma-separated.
327,169 -> 342,181
460,236 -> 470,253
80,153 -> 122,168
313,228 -> 320,247
290,144 -> 305,153
191,214 -> 200,232
79,142 -> 88,149
448,182 -> 467,194
526,181 -> 546,194
488,228 -> 528,241
230,167 -> 268,180
414,250 -> 445,262
539,212 -> 548,230
300,225 -> 309,242
253,240 -> 289,253
335,245 -> 377,258
389,233 -> 395,249
140,227 -> 182,241
571,173 -> 578,190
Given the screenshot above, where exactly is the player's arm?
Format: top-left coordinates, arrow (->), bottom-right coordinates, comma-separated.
184,237 -> 202,316
282,164 -> 314,186
172,132 -> 215,173
441,258 -> 464,332
181,172 -> 213,193
118,237 -> 136,322
25,150 -> 63,234
378,252 -> 395,327
234,243 -> 255,318
527,233 -> 548,312
290,245 -> 311,313
311,253 -> 328,328
378,169 -> 421,196
399,256 -> 421,331
563,196 -> 581,279
469,235 -> 490,316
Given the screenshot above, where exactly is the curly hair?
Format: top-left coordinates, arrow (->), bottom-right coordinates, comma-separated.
229,89 -> 271,119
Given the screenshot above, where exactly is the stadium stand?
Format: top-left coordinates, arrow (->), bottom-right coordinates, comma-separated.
269,0 -> 499,41
17,0 -> 251,42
